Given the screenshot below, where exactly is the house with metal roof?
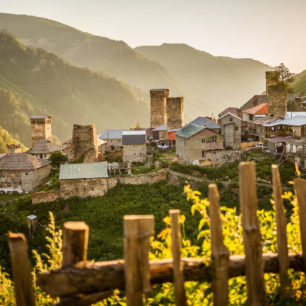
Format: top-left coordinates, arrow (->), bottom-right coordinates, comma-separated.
242,103 -> 268,121
264,115 -> 306,139
175,123 -> 224,165
59,162 -> 110,199
98,129 -> 129,151
122,131 -> 146,163
0,152 -> 51,193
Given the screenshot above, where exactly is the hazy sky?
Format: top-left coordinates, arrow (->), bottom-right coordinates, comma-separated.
1,0 -> 306,72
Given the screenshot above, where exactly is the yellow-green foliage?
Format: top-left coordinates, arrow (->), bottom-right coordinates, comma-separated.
0,189 -> 305,305
0,125 -> 27,153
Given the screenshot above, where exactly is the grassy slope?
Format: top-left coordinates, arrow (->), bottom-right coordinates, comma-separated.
0,31 -> 148,145
292,69 -> 306,95
135,44 -> 272,113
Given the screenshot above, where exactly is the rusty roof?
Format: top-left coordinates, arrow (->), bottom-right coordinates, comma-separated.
0,153 -> 50,171
242,103 -> 268,115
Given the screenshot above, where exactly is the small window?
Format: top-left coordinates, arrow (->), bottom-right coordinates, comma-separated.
213,151 -> 216,155
201,138 -> 206,143
230,118 -> 233,122
235,126 -> 238,131
202,150 -> 205,158
212,136 -> 217,143
25,173 -> 28,176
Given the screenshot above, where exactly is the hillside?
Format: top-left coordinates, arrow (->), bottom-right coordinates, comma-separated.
0,13 -> 272,117
0,31 -> 148,145
0,126 -> 27,153
292,69 -> 306,95
0,13 -> 184,97
135,44 -> 272,113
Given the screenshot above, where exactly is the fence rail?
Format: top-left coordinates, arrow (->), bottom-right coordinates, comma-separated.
7,162 -> 306,305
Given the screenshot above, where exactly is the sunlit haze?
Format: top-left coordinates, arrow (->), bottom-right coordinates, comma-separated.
1,0 -> 306,73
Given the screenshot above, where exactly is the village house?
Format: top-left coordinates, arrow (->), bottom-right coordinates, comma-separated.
59,162 -> 110,199
286,139 -> 306,169
98,129 -> 128,151
218,112 -> 241,149
176,117 -> 224,164
239,95 -> 267,114
218,107 -> 239,118
0,146 -> 50,193
122,130 -> 146,163
152,124 -> 168,145
29,116 -> 65,159
264,116 -> 306,153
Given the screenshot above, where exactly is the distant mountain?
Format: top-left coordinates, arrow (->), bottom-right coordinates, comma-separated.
0,31 -> 148,145
0,13 -> 184,96
292,69 -> 306,95
135,44 -> 272,114
0,13 -> 272,118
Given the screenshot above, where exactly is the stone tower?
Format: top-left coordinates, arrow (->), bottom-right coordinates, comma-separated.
72,124 -> 98,163
150,89 -> 169,128
266,71 -> 287,119
31,116 -> 52,147
167,97 -> 184,130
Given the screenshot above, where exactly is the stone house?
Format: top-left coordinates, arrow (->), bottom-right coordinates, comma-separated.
59,162 -> 110,199
99,129 -> 129,151
218,107 -> 239,118
0,152 -> 50,193
239,95 -> 267,114
122,131 -> 147,163
218,113 -> 241,149
152,124 -> 168,144
28,139 -> 66,159
176,123 -> 224,164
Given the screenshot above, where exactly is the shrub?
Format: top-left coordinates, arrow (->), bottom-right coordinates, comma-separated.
49,151 -> 67,168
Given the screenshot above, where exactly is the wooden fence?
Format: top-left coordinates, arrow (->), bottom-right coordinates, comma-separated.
7,162 -> 306,305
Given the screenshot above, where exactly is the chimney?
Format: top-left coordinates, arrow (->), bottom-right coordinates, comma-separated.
6,144 -> 22,153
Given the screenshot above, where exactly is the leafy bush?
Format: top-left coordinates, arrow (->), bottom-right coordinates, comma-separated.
49,152 -> 67,168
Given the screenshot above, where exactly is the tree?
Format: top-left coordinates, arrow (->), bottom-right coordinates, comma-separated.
275,63 -> 295,83
49,151 -> 67,168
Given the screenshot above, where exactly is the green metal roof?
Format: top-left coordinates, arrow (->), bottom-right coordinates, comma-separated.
60,162 -> 109,180
175,124 -> 205,139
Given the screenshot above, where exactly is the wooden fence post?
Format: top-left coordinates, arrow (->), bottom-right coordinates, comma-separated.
124,215 -> 154,306
8,232 -> 36,306
239,161 -> 266,305
169,209 -> 187,306
208,184 -> 229,306
272,165 -> 291,296
62,221 -> 89,267
294,177 -> 306,272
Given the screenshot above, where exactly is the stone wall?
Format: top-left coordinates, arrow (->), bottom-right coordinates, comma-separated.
266,71 -> 287,119
167,97 -> 184,130
218,114 -> 241,149
59,170 -> 166,200
123,144 -> 146,163
118,169 -> 166,185
150,89 -> 169,128
32,190 -> 60,204
72,124 -> 98,163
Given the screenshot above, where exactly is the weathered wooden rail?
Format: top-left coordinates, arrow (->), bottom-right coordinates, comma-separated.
8,162 -> 306,305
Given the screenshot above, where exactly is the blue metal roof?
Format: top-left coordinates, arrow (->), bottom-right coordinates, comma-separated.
264,116 -> 306,127
185,117 -> 220,129
60,162 -> 109,180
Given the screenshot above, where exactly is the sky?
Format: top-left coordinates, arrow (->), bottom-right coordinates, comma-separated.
1,0 -> 306,73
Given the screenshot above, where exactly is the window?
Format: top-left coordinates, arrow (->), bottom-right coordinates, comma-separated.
201,138 -> 206,143
230,118 -> 233,122
213,151 -> 216,155
212,136 -> 217,143
235,126 -> 238,131
202,150 -> 205,158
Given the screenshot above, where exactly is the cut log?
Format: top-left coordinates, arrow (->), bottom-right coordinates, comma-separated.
37,253 -> 303,299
